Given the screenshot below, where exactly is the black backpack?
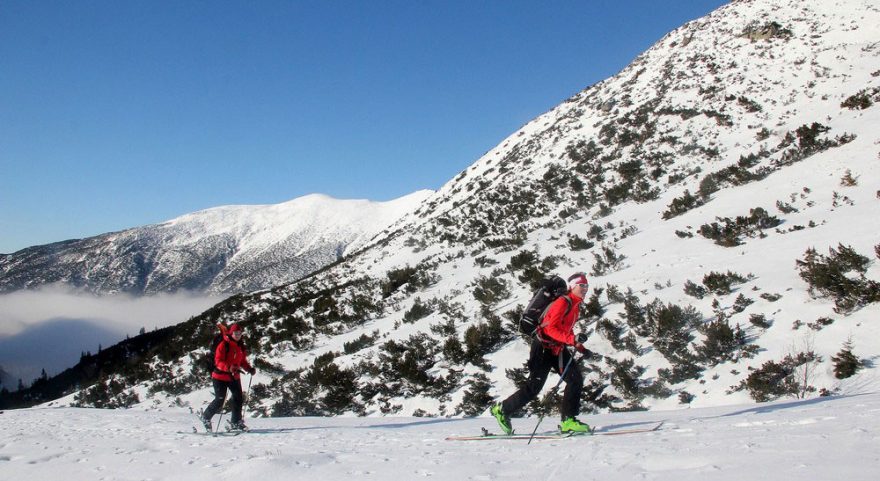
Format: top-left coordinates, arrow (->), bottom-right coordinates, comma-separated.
205,333 -> 227,373
519,276 -> 572,336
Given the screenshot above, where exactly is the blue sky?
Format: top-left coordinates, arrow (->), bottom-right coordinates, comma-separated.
0,0 -> 727,254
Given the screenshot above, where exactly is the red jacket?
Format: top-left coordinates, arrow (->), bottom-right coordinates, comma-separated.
537,290 -> 583,355
211,336 -> 253,382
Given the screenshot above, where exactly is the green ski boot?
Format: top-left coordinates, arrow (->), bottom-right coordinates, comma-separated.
559,417 -> 591,434
491,403 -> 513,435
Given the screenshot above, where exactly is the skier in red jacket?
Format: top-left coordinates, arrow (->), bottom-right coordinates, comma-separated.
491,272 -> 592,434
201,323 -> 256,432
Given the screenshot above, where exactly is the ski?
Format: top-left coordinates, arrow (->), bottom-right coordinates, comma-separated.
593,422 -> 664,436
445,421 -> 664,441
176,430 -> 243,437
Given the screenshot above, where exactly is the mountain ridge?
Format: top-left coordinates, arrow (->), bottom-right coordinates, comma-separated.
0,190 -> 433,295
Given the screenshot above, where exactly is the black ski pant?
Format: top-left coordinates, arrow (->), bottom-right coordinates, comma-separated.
203,377 -> 243,424
501,338 -> 583,420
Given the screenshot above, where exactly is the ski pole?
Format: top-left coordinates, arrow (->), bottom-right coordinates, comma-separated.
242,374 -> 253,423
215,398 -> 227,431
528,349 -> 578,445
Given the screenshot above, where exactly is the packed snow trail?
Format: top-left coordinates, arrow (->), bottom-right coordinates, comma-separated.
2,393 -> 879,480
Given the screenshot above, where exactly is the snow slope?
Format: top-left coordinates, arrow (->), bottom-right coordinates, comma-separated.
3,392 -> 879,480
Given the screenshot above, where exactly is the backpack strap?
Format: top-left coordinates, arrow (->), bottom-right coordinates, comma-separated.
535,295 -> 573,341
540,295 -> 573,328
561,295 -> 573,318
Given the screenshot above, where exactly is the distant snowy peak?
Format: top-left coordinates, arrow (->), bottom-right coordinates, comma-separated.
0,190 -> 433,295
159,190 -> 434,254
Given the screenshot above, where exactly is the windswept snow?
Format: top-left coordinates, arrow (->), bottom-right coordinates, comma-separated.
3,392 -> 879,480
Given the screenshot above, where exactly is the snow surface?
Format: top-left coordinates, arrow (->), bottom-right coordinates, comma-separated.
3,392 -> 880,480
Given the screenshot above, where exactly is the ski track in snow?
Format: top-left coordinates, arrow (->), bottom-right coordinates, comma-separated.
2,393 -> 880,481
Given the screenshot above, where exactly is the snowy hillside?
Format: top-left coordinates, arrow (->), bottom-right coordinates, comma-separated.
3,393 -> 880,480
7,0 -> 880,417
0,190 -> 432,295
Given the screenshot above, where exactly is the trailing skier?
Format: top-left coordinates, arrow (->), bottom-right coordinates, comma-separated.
201,323 -> 256,432
491,272 -> 593,435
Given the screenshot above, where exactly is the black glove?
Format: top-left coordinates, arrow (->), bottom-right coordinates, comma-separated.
246,366 -> 256,375
576,332 -> 589,344
574,342 -> 595,358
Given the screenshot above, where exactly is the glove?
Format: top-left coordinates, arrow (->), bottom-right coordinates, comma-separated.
575,344 -> 594,358
246,366 -> 256,375
576,332 -> 589,344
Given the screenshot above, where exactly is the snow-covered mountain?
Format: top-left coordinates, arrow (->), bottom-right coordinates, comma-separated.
0,191 -> 432,295
5,0 -> 879,417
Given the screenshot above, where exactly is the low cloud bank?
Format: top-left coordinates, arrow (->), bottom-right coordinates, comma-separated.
0,286 -> 223,386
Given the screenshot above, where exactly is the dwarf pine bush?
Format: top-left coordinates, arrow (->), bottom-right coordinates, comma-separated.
472,275 -> 511,307
644,299 -> 702,360
749,313 -> 772,329
463,315 -> 511,368
592,244 -> 626,276
606,357 -> 648,409
663,190 -> 701,219
696,320 -> 754,366
402,297 -> 434,324
796,244 -> 880,313
735,351 -> 820,402
698,207 -> 781,246
683,279 -> 707,299
831,339 -> 863,379
702,270 -> 751,295
458,373 -> 494,417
